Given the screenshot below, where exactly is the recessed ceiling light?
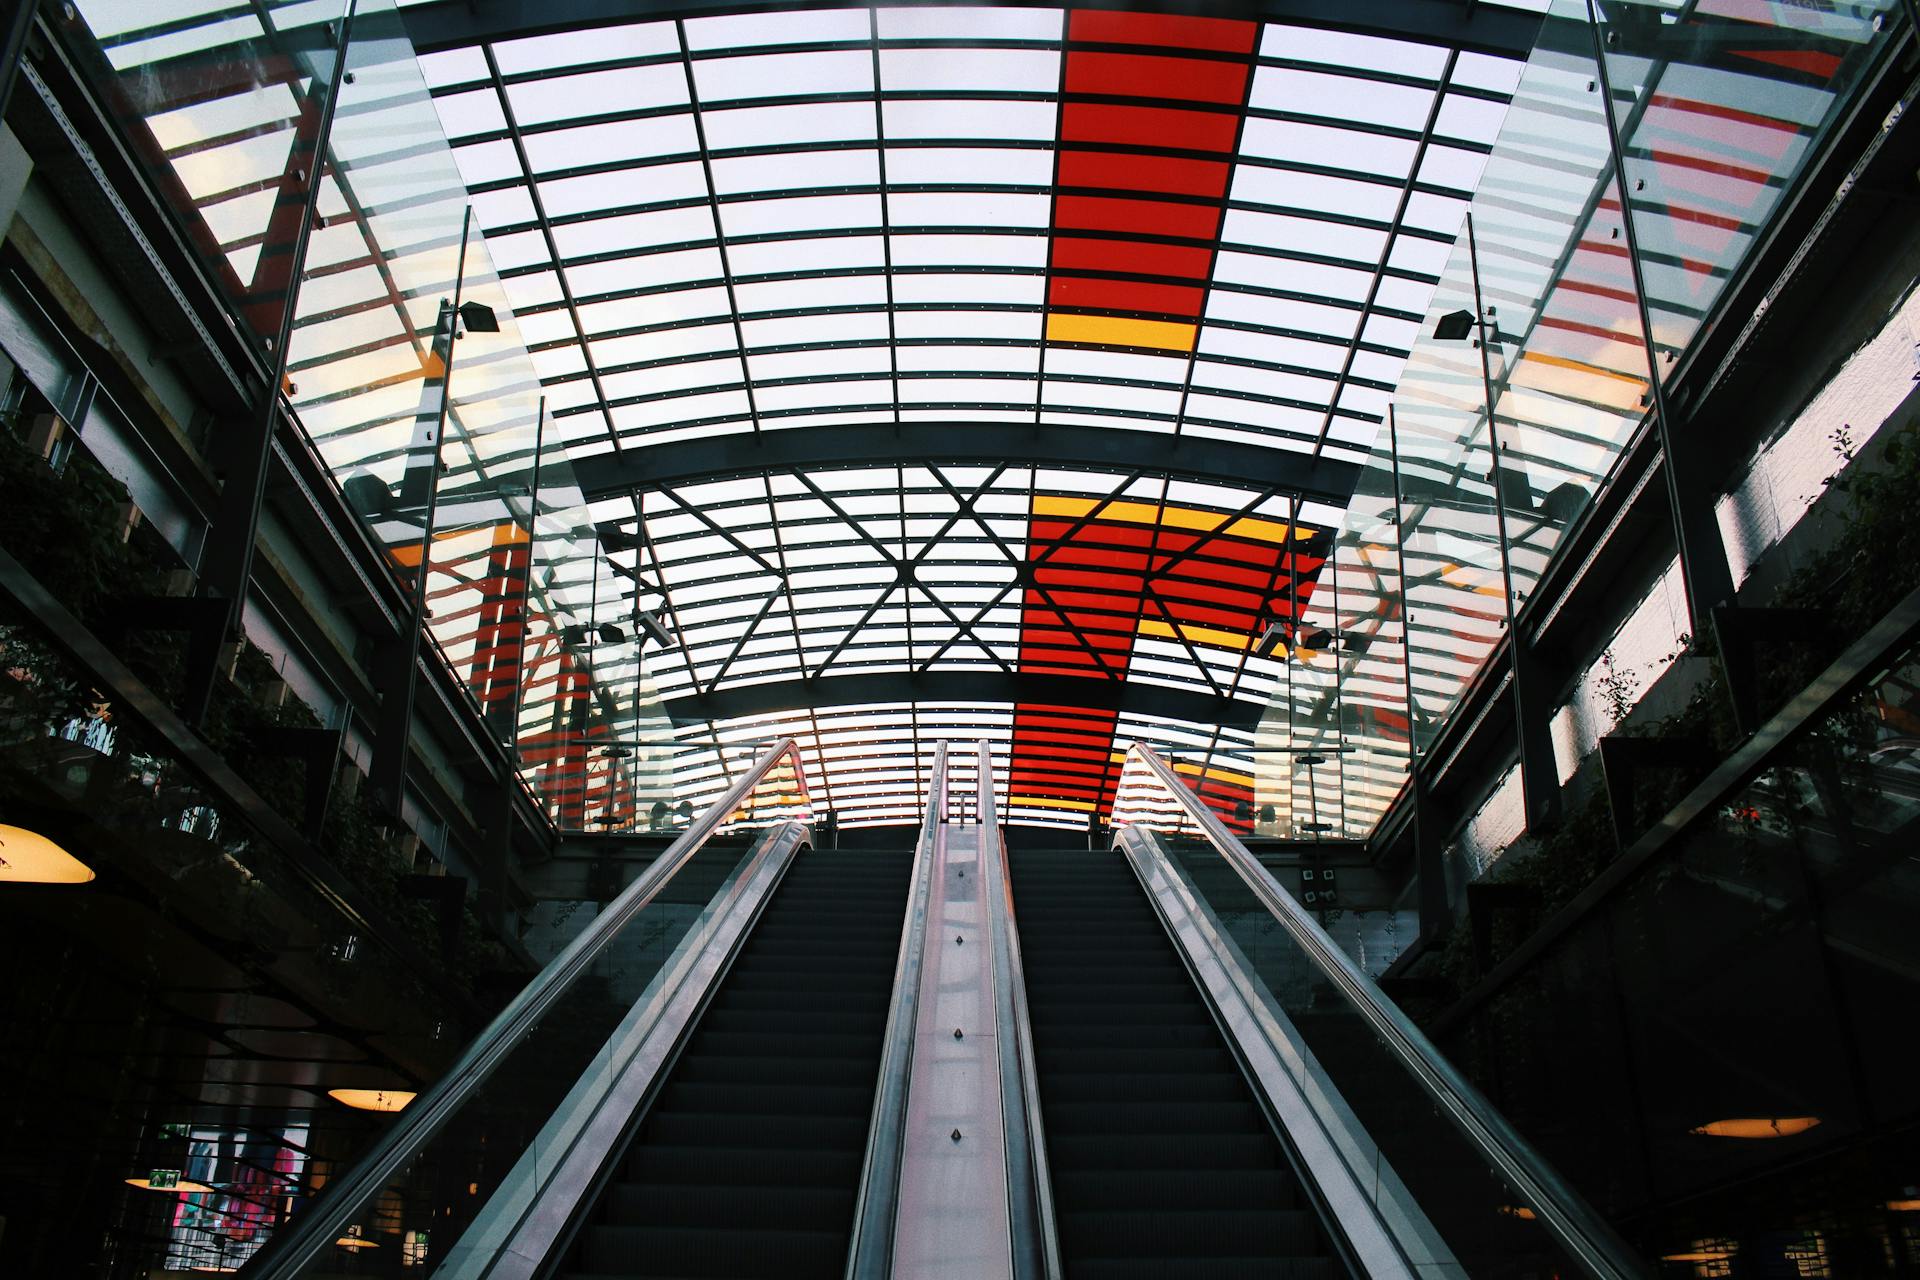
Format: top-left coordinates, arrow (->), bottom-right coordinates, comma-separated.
1689,1116 -> 1820,1139
328,1088 -> 418,1113
0,824 -> 95,884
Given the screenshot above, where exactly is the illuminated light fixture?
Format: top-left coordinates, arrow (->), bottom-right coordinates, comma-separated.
336,1225 -> 379,1251
456,301 -> 499,334
126,1176 -> 215,1193
1886,1199 -> 1920,1212
1495,1205 -> 1537,1221
1433,308 -> 1478,341
1689,1116 -> 1820,1139
1662,1248 -> 1734,1263
329,1088 -> 417,1113
0,824 -> 95,884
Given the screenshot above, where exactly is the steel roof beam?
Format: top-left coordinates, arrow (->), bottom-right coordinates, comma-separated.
400,0 -> 1545,59
662,669 -> 1270,728
570,421 -> 1363,505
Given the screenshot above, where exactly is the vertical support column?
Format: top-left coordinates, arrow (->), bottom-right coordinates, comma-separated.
1464,214 -> 1559,831
186,2 -> 357,725
370,207 -> 475,816
0,0 -> 38,118
1585,0 -> 1733,636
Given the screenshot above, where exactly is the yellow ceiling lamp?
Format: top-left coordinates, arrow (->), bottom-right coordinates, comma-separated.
125,1176 -> 214,1193
0,824 -> 94,884
329,1088 -> 418,1113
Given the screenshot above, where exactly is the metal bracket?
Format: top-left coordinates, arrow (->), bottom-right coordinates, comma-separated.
1710,605 -> 1827,737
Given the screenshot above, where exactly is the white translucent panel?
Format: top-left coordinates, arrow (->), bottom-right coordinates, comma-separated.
892,272 -> 1043,305
506,65 -> 688,127
743,311 -> 891,349
494,22 -> 678,74
763,409 -> 898,431
1262,24 -> 1450,78
1240,118 -> 1418,179
1043,380 -> 1182,417
1211,253 -> 1372,307
1229,165 -> 1401,222
889,192 -> 1051,228
695,49 -> 874,101
1043,346 -> 1185,386
878,47 -> 1059,93
419,46 -> 489,88
893,310 -> 1040,341
1192,361 -> 1337,407
613,390 -> 754,431
711,148 -> 880,195
1416,144 -> 1491,193
727,236 -> 884,279
884,99 -> 1058,141
889,232 -> 1048,269
883,146 -> 1054,188
699,101 -> 877,149
719,193 -> 885,238
451,139 -> 522,187
1184,392 -> 1322,437
1207,290 -> 1354,338
756,379 -> 890,412
483,229 -> 550,271
530,345 -> 586,380
552,205 -> 716,257
896,343 -> 1039,373
1385,234 -> 1453,278
901,377 -> 1036,404
540,163 -> 707,216
1452,51 -> 1525,95
1434,93 -> 1511,144
685,8 -> 873,49
1222,209 -> 1388,266
588,322 -> 738,368
601,355 -> 745,400
469,186 -> 536,228
523,116 -> 700,172
734,274 -> 889,314
1250,67 -> 1435,131
1197,326 -> 1339,371
877,6 -> 1060,39
749,346 -> 893,381
1401,191 -> 1468,236
1374,274 -> 1436,314
569,251 -> 726,302
1348,348 -> 1407,383
434,88 -> 507,139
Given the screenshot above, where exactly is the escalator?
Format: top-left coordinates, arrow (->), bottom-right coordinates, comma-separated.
1010,847 -> 1341,1279
556,847 -> 911,1278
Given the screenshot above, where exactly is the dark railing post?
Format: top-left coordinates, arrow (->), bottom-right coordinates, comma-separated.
370,206 -> 475,817
184,1 -> 357,726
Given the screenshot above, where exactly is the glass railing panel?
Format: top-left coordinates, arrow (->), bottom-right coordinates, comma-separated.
1440,636 -> 1920,1266
247,744 -> 809,1274
1114,748 -> 1629,1277
1598,0 -> 1901,364
63,0 -> 347,353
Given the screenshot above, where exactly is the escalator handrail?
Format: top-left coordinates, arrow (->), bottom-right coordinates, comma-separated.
845,740 -> 948,1278
976,742 -> 1063,1280
242,740 -> 813,1280
1119,743 -> 1647,1280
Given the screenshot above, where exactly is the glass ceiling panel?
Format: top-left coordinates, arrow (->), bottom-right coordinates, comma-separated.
105,0 -> 1886,833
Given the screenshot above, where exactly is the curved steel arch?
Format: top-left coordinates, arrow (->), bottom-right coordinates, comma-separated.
569,420 -> 1364,503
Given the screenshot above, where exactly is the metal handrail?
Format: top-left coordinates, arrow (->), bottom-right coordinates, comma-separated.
977,742 -> 1062,1280
1118,743 -> 1648,1280
242,740 -> 812,1280
845,741 -> 948,1278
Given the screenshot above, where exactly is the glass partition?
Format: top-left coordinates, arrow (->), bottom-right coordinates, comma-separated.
1113,744 -> 1641,1277
242,741 -> 810,1275
1439,637 -> 1920,1269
